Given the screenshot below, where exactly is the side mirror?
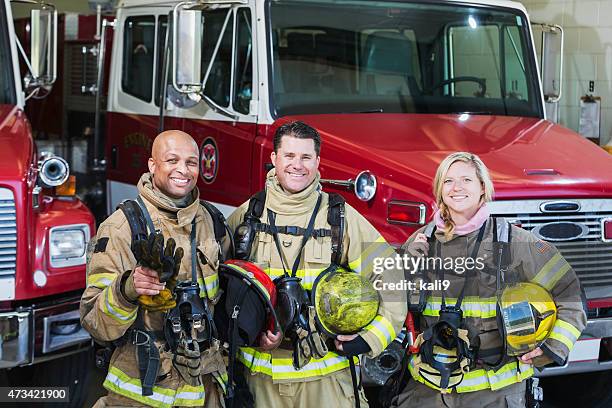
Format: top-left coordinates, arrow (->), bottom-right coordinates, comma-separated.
172,3 -> 202,94
27,7 -> 57,90
539,24 -> 563,103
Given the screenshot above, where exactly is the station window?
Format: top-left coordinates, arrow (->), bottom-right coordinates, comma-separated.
122,16 -> 155,102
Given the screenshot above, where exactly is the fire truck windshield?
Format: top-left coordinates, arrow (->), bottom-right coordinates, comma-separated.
0,5 -> 16,105
269,0 -> 542,118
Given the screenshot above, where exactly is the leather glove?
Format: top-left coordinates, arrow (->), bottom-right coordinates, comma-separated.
401,238 -> 429,257
173,339 -> 202,386
133,232 -> 184,311
292,307 -> 328,369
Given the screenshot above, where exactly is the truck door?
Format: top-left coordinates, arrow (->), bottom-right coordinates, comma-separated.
106,4 -> 257,215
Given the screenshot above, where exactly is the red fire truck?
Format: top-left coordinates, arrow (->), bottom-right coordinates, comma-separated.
0,1 -> 95,406
31,0 -> 610,405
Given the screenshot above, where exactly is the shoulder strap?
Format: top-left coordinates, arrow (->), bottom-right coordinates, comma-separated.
326,193 -> 345,266
423,221 -> 437,240
200,200 -> 228,243
201,199 -> 235,261
246,190 -> 267,220
117,199 -> 148,243
493,217 -> 513,288
495,217 -> 511,244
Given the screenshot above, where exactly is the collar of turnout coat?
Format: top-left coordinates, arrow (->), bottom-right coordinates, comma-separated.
265,168 -> 322,216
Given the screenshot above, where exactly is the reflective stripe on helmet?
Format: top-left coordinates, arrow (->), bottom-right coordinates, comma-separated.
408,356 -> 534,393
532,253 -> 571,291
237,347 -> 354,380
102,287 -> 137,324
548,319 -> 581,350
104,365 -> 205,408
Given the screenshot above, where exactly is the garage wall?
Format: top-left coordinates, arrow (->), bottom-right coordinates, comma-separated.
521,0 -> 612,145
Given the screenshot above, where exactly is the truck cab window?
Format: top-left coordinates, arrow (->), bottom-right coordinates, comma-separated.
504,25 -> 529,101
448,25 -> 502,98
122,16 -> 155,102
202,9 -> 232,108
269,1 -> 541,118
0,7 -> 15,105
154,15 -> 168,107
233,8 -> 253,115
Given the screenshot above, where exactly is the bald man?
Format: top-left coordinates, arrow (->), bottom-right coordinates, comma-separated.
81,130 -> 227,408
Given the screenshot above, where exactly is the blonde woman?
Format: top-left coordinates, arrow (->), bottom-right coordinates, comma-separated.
391,152 -> 586,408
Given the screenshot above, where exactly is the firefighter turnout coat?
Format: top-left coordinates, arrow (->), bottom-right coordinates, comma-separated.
402,218 -> 586,393
80,173 -> 226,408
227,169 -> 407,383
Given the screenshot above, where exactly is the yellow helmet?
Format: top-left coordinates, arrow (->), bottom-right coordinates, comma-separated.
498,282 -> 557,356
312,265 -> 380,336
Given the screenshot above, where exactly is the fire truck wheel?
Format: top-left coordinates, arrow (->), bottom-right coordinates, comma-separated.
540,369 -> 612,408
6,348 -> 92,408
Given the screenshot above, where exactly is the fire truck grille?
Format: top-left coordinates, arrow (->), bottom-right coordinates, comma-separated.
494,211 -> 612,292
0,188 -> 16,278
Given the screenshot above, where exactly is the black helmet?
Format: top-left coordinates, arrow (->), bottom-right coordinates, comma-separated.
214,260 -> 279,347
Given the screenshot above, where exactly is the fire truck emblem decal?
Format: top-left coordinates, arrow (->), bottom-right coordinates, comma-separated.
200,137 -> 218,184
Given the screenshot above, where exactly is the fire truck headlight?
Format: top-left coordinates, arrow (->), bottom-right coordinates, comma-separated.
49,224 -> 90,268
354,171 -> 377,202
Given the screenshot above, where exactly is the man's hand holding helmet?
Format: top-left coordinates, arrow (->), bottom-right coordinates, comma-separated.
131,232 -> 184,311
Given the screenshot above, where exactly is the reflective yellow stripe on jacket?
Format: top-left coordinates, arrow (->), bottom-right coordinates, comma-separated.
408,356 -> 534,393
548,319 -> 581,351
263,267 -> 327,290
197,274 -> 219,300
531,253 -> 571,291
101,285 -> 137,324
423,296 -> 497,318
104,365 -> 205,408
237,347 -> 353,380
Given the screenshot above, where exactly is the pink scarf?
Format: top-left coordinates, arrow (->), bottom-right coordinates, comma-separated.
434,204 -> 490,236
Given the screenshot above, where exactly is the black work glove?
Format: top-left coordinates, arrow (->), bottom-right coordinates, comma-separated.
132,232 -> 184,285
340,336 -> 371,357
132,232 -> 184,312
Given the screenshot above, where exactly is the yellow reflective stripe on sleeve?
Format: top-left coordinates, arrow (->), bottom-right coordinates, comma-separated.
87,273 -> 115,289
409,356 -> 533,393
104,365 -> 205,408
363,315 -> 396,349
238,348 -> 352,380
349,237 -> 393,274
532,253 -> 571,290
548,319 -> 581,351
556,319 -> 582,339
423,296 -> 497,318
102,287 -> 137,323
197,274 -> 219,299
